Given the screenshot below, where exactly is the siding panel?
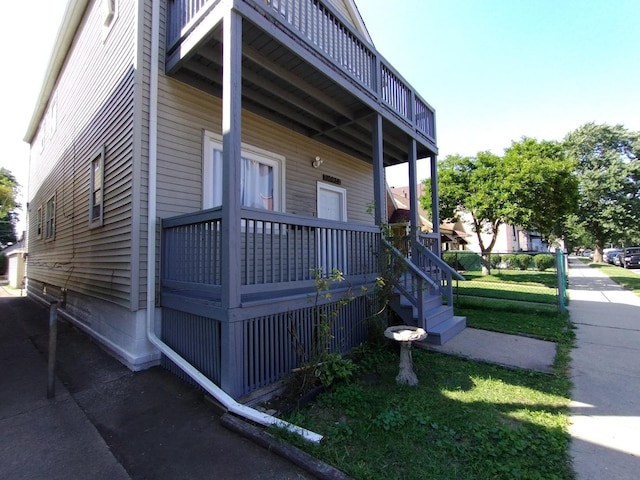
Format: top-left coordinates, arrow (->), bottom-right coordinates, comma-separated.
27,0 -> 138,309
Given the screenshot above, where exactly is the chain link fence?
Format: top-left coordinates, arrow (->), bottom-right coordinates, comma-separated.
444,251 -> 568,312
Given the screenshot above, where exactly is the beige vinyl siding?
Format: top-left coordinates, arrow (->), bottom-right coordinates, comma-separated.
325,0 -> 368,41
27,0 -> 137,309
156,76 -> 375,225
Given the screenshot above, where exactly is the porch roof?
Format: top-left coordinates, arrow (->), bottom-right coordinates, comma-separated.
166,0 -> 438,166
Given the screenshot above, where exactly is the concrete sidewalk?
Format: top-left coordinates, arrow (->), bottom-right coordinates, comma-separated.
567,258 -> 640,479
0,291 -> 314,480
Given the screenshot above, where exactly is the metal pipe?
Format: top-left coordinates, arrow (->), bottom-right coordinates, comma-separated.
47,301 -> 59,398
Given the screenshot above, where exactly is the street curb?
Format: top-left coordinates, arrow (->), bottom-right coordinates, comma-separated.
219,413 -> 351,480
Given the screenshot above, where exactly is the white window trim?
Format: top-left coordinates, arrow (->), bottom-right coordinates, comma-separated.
36,206 -> 42,240
44,194 -> 56,241
102,0 -> 119,40
89,146 -> 105,228
202,131 -> 286,212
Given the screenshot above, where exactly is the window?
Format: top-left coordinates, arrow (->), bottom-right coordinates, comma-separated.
45,195 -> 56,240
203,132 -> 285,211
89,146 -> 105,227
36,207 -> 42,239
102,0 -> 117,26
102,0 -> 118,39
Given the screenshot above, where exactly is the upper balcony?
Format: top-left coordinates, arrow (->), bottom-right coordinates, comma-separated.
165,0 -> 437,165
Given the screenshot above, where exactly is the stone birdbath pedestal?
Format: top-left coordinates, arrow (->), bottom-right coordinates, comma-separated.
384,326 -> 427,386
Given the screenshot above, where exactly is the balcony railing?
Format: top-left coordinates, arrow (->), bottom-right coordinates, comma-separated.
165,0 -> 435,140
161,207 -> 381,300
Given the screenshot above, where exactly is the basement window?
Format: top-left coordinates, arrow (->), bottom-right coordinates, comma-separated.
89,146 -> 105,228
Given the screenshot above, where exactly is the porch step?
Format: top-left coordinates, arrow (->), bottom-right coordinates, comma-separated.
390,293 -> 466,345
423,316 -> 467,346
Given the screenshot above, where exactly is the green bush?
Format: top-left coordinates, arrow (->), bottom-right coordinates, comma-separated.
501,254 -> 518,270
501,253 -> 534,270
489,254 -> 502,270
442,252 -> 458,269
515,254 -> 533,270
533,254 -> 555,271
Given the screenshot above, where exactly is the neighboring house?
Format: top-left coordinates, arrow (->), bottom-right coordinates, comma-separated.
24,0 -> 464,399
455,212 -> 550,254
2,237 -> 26,288
388,185 -> 468,251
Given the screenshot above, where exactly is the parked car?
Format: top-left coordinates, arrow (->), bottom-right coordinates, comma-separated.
603,249 -> 622,264
614,252 -> 624,267
621,247 -> 640,268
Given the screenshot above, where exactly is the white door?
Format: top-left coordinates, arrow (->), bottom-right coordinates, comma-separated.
317,183 -> 347,275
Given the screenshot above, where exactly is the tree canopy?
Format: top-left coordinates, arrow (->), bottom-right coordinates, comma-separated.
421,138 -> 578,273
563,123 -> 640,260
0,168 -> 20,248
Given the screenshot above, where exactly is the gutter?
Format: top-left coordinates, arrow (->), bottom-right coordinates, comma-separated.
145,0 -> 321,444
24,0 -> 90,143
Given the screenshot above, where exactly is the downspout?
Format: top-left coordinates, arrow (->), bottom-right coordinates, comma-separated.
145,0 -> 321,444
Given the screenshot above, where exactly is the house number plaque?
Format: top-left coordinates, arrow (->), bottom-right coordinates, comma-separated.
322,174 -> 341,185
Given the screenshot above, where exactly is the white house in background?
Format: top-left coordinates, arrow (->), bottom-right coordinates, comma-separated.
2,237 -> 26,289
454,212 -> 549,254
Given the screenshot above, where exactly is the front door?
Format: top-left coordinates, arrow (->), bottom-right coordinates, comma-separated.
317,183 -> 347,275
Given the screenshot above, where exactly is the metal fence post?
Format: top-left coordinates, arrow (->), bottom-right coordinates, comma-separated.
47,301 -> 59,399
556,251 -> 566,313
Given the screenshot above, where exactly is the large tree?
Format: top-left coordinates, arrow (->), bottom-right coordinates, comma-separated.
563,123 -> 640,262
0,168 -> 20,248
422,139 -> 578,274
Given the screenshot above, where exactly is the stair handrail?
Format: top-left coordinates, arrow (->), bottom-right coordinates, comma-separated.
413,242 -> 466,282
382,238 -> 439,290
381,238 -> 439,325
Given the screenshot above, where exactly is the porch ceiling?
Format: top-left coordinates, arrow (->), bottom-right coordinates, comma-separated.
167,18 -> 435,166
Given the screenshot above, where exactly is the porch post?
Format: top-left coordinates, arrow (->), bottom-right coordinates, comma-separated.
407,138 -> 419,240
221,7 -> 243,397
372,114 -> 385,225
430,154 -> 441,255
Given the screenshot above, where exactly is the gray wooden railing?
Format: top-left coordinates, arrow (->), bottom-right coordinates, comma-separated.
412,241 -> 464,307
165,0 -> 436,140
161,207 -> 381,297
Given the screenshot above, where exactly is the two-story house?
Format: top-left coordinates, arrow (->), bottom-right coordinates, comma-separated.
24,0 -> 465,401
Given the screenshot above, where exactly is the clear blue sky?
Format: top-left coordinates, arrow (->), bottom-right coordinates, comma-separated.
355,0 -> 640,185
3,0 -> 639,219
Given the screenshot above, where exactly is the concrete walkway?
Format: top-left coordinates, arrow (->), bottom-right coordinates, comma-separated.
567,258 -> 640,479
0,288 -> 315,480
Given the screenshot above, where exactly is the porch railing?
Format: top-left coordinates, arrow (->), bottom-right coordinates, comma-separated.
412,241 -> 465,307
161,207 -> 381,298
165,0 -> 436,141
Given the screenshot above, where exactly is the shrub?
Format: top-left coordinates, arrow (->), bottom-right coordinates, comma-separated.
515,254 -> 533,270
533,254 -> 555,271
442,252 -> 458,269
501,254 -> 518,270
489,254 -> 502,270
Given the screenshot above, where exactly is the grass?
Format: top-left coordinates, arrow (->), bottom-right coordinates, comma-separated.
587,263 -> 640,297
454,270 -> 559,305
276,344 -> 573,480
268,269 -> 575,479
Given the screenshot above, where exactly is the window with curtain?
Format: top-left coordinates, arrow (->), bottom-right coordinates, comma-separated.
203,132 -> 285,211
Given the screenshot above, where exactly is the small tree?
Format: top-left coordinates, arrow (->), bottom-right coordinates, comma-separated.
422,140 -> 577,275
0,168 -> 20,248
564,123 -> 640,262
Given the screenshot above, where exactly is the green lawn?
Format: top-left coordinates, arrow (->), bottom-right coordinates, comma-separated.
268,268 -> 575,479
454,270 -> 559,305
278,345 -> 572,480
587,263 -> 640,297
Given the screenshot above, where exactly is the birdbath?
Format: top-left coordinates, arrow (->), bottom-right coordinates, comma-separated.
384,326 -> 427,386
